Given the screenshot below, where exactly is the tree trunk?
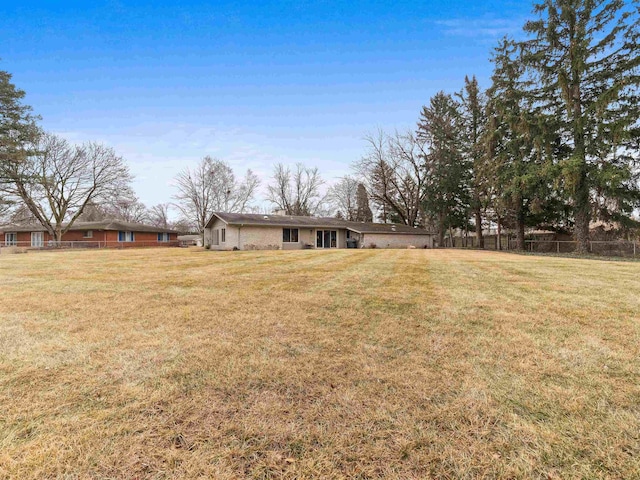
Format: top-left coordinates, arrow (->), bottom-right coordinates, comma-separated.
571,62 -> 589,254
574,158 -> 590,254
437,212 -> 445,247
475,206 -> 484,249
515,201 -> 525,251
496,214 -> 502,251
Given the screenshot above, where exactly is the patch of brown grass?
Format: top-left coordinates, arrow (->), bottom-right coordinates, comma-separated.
1,248 -> 639,478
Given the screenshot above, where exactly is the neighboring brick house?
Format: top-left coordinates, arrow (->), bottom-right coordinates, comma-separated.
0,221 -> 180,248
204,212 -> 435,250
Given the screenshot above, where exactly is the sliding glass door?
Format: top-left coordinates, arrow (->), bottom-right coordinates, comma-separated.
316,230 -> 337,248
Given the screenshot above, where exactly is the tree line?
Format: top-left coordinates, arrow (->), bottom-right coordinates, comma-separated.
1,0 -> 638,253
0,72 -> 376,238
357,0 -> 640,253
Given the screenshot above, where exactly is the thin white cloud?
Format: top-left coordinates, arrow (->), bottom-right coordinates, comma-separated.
49,123 -> 354,215
435,17 -> 523,38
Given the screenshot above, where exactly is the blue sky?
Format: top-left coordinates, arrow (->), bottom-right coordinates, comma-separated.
2,1 -> 531,212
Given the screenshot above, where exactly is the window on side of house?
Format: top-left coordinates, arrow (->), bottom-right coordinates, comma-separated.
118,231 -> 135,242
283,228 -> 299,243
83,230 -> 93,238
5,232 -> 17,246
157,232 -> 169,242
31,231 -> 44,247
213,229 -> 220,245
221,228 -> 226,243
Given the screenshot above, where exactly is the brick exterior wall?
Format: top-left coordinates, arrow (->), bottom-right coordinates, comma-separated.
205,220 -> 242,250
206,220 -> 289,250
205,218 -> 352,250
359,233 -> 433,249
204,217 -> 433,251
0,229 -> 178,248
241,226 -> 287,250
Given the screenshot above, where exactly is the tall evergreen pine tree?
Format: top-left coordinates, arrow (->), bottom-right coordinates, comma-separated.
486,38 -> 549,251
457,76 -> 488,248
0,69 -> 39,181
418,92 -> 470,246
522,0 -> 640,253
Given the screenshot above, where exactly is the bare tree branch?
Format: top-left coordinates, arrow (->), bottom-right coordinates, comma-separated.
0,132 -> 132,240
173,156 -> 259,235
355,129 -> 427,226
328,175 -> 359,220
266,163 -> 326,216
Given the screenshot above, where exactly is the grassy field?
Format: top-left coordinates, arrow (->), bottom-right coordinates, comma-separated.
1,248 -> 639,479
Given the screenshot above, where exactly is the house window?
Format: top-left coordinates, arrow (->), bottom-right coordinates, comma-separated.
213,229 -> 220,245
283,228 -> 299,243
118,231 -> 134,242
221,228 -> 226,243
31,232 -> 44,247
83,230 -> 93,238
157,233 -> 169,242
5,232 -> 17,246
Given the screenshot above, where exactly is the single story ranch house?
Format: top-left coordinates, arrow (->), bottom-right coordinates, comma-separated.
204,212 -> 434,250
0,220 -> 179,248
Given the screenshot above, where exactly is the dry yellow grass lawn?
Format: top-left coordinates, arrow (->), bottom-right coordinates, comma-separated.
1,248 -> 639,479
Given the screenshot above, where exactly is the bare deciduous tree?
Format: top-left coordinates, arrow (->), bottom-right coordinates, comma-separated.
77,200 -> 107,222
209,162 -> 260,214
356,130 -> 428,226
8,202 -> 36,223
172,218 -> 195,234
102,190 -> 149,223
149,203 -> 171,229
0,132 -> 132,241
266,163 -> 325,216
328,175 -> 359,220
173,156 -> 259,237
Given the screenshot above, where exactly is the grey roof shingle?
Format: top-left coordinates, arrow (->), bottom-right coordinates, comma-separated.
207,212 -> 433,235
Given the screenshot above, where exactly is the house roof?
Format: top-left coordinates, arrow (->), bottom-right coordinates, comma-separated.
0,220 -> 179,234
177,234 -> 202,241
206,212 -> 434,235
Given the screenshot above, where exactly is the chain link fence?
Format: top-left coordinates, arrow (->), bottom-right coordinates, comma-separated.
524,240 -> 638,257
1,240 -> 182,251
446,236 -> 639,258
